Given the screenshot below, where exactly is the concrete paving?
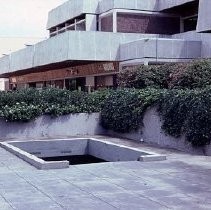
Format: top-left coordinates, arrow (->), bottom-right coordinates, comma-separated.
0,136 -> 211,210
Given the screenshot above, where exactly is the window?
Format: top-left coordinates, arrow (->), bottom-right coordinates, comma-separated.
183,16 -> 198,32
116,12 -> 180,35
49,14 -> 86,37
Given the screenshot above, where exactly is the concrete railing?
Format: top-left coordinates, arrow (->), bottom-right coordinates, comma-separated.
120,38 -> 202,62
47,0 -> 99,30
98,0 -> 159,14
0,31 -> 164,75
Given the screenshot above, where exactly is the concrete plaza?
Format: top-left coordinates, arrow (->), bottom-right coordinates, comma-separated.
0,136 -> 211,210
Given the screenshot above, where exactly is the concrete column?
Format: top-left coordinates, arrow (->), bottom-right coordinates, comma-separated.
86,76 -> 95,93
144,60 -> 149,66
86,76 -> 95,86
0,78 -> 9,91
113,10 -> 117,33
197,0 -> 211,32
86,14 -> 97,31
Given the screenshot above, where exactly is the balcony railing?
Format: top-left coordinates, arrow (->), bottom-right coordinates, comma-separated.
0,31 -> 165,75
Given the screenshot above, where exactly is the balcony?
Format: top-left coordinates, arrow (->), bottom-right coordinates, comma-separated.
120,38 -> 201,62
47,0 -> 99,30
0,31 -> 164,76
99,0 -> 159,14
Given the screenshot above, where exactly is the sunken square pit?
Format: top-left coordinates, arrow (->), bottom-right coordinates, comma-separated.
0,138 -> 166,170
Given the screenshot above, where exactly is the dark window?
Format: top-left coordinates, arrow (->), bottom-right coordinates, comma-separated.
117,13 -> 180,35
183,16 -> 198,32
100,14 -> 113,32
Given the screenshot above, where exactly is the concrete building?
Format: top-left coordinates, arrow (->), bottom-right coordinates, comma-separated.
0,0 -> 210,91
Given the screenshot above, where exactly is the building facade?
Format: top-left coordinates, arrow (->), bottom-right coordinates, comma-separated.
0,0 -> 210,91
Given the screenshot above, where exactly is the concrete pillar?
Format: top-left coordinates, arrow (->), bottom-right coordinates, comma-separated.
144,60 -> 149,66
0,78 -> 9,91
105,75 -> 113,86
86,76 -> 95,86
197,0 -> 211,32
113,10 -> 117,33
86,14 -> 97,31
86,76 -> 95,93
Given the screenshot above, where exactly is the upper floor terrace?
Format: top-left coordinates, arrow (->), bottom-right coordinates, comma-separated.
47,0 -> 204,38
0,31 -> 202,77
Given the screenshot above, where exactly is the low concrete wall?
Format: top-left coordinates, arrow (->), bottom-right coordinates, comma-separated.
105,108 -> 211,156
0,113 -> 105,141
1,109 -> 211,155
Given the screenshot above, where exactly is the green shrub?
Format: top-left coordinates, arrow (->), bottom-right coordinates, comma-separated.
45,104 -> 80,117
158,88 -> 211,147
117,65 -> 172,89
100,88 -> 162,132
2,102 -> 42,122
118,60 -> 211,90
168,59 -> 211,89
85,89 -> 112,113
0,88 -> 111,121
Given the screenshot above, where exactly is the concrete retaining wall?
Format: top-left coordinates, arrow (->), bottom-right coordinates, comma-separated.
105,108 -> 211,156
0,113 -> 105,141
0,109 -> 211,155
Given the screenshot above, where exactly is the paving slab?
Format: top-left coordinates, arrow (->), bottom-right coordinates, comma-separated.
0,136 -> 211,209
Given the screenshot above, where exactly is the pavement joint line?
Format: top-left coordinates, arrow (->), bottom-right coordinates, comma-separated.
71,166 -> 170,209
0,194 -> 16,210
12,164 -> 118,210
102,180 -> 171,210
61,178 -> 120,209
5,169 -> 66,210
121,167 -> 211,201
0,160 -> 19,210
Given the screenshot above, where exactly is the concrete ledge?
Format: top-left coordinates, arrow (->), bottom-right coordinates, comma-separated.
138,155 -> 167,162
89,138 -> 150,161
0,142 -> 69,170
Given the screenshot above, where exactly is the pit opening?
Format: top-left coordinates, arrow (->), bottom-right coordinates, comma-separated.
42,155 -> 108,165
0,138 -> 166,170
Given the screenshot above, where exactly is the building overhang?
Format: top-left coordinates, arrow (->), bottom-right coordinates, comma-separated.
120,38 -> 202,61
196,0 -> 211,33
47,0 -> 99,30
0,31 -> 167,77
158,0 -> 197,11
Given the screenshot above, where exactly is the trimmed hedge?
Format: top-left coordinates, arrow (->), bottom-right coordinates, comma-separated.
100,88 -> 162,132
0,88 -> 110,121
118,65 -> 170,89
118,59 -> 211,89
100,87 -> 211,147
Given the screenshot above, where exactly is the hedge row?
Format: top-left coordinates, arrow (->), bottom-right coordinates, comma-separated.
1,87 -> 211,147
159,88 -> 211,147
101,87 -> 211,147
0,88 -> 109,122
100,88 -> 162,132
118,59 -> 211,89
